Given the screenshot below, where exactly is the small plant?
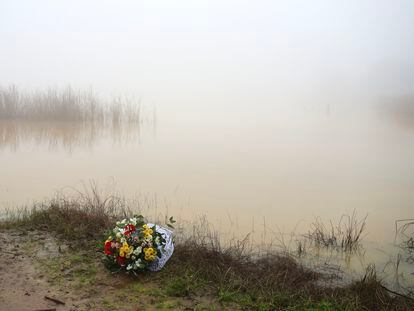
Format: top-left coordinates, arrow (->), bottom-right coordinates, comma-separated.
165,277 -> 189,297
305,210 -> 367,252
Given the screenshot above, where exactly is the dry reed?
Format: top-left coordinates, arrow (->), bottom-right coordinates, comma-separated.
305,210 -> 367,252
0,85 -> 141,124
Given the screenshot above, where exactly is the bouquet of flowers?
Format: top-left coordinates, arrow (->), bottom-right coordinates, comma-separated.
103,215 -> 175,273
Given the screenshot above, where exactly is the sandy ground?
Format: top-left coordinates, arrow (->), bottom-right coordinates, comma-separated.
0,230 -> 79,311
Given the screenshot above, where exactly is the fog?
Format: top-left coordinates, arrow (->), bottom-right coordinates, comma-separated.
1,0 -> 414,111
1,1 -> 414,288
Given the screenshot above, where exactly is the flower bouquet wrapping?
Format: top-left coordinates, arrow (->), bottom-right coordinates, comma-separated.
103,215 -> 174,274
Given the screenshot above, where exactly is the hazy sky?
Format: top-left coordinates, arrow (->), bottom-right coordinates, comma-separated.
1,0 -> 414,106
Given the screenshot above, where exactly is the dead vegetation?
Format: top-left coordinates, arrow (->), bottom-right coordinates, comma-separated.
304,211 -> 367,252
0,85 -> 141,124
1,188 -> 414,310
1,183 -> 131,245
0,86 -> 150,152
396,219 -> 414,250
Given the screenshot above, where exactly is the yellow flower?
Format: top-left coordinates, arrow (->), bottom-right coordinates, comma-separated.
142,228 -> 153,237
142,224 -> 154,236
119,242 -> 134,258
145,255 -> 156,261
144,247 -> 157,261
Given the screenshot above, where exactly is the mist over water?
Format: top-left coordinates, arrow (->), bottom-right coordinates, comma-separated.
1,0 -> 414,288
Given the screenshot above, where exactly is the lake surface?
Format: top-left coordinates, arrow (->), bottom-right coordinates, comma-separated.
0,99 -> 413,289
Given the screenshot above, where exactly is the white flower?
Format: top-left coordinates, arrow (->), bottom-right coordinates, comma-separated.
126,264 -> 133,271
116,232 -> 122,238
155,236 -> 160,245
131,255 -> 136,260
135,259 -> 143,268
120,238 -> 126,243
133,247 -> 142,255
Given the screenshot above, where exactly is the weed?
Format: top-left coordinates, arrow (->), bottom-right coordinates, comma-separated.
165,277 -> 190,297
305,210 -> 366,252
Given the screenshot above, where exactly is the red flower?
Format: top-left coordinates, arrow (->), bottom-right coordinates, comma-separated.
117,256 -> 126,266
124,224 -> 136,236
104,241 -> 113,255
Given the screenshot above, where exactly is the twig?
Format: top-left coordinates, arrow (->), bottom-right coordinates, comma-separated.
2,250 -> 20,256
44,296 -> 65,305
380,285 -> 414,302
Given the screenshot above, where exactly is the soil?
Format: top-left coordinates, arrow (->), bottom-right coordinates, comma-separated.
0,229 -> 70,311
0,229 -> 221,311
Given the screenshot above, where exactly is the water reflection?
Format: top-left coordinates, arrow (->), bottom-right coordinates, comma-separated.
0,120 -> 144,152
0,103 -> 413,292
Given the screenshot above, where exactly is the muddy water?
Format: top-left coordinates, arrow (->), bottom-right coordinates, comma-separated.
0,102 -> 414,289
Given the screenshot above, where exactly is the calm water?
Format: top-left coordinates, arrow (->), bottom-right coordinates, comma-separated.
1,100 -> 414,289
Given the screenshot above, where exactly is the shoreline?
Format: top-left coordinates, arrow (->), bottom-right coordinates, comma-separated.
1,196 -> 413,310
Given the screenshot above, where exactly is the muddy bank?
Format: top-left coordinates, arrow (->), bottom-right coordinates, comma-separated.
1,197 -> 413,311
0,229 -> 231,311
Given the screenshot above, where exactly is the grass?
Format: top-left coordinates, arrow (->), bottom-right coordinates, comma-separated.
0,85 -> 141,123
395,219 -> 414,250
1,182 -> 130,245
0,86 -> 148,151
1,189 -> 414,310
38,252 -> 98,289
304,211 -> 367,252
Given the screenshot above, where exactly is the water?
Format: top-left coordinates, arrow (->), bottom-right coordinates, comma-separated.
0,101 -> 413,225
1,0 -> 414,292
1,98 -> 414,292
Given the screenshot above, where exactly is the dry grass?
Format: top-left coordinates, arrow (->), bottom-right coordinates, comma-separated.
0,182 -> 130,244
0,85 -> 141,123
1,189 -> 414,310
0,86 -> 147,151
396,219 -> 414,250
305,210 -> 367,252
